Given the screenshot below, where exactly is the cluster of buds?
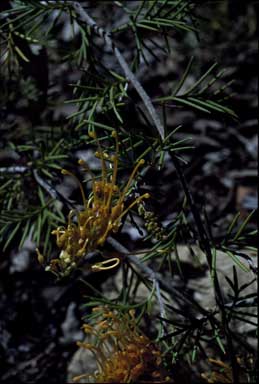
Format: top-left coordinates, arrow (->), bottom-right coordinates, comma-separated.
37,131 -> 149,277
73,307 -> 171,383
138,204 -> 166,242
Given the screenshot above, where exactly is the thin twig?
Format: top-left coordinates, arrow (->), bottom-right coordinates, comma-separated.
170,153 -> 240,383
0,166 -> 28,174
71,1 -> 165,140
32,169 -> 75,209
107,237 -> 214,314
33,169 -> 60,199
107,236 -> 166,328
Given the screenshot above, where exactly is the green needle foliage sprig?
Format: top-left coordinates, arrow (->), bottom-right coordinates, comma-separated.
0,1 -> 257,383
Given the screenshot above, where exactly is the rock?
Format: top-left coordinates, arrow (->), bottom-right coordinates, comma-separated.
60,302 -> 84,345
9,237 -> 35,273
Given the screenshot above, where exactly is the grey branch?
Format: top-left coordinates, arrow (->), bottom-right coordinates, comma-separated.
0,166 -> 28,174
32,169 -> 60,199
107,237 -> 211,315
33,169 -> 75,209
108,236 -> 167,331
72,2 -> 165,140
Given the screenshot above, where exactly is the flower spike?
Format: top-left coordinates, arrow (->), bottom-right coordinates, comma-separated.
39,131 -> 149,277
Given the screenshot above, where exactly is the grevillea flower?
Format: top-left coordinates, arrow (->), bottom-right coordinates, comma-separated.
73,307 -> 171,383
201,356 -> 250,383
36,131 -> 149,276
201,358 -> 233,383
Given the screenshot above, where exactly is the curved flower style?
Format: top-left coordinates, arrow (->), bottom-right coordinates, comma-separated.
73,307 -> 171,383
37,131 -> 149,276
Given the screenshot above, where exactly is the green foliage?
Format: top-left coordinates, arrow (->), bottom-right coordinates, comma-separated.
156,59 -> 237,118
0,1 -> 257,383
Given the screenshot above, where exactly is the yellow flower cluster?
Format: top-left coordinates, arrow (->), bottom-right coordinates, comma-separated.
201,356 -> 251,383
37,131 -> 149,276
73,307 -> 171,383
201,358 -> 233,383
